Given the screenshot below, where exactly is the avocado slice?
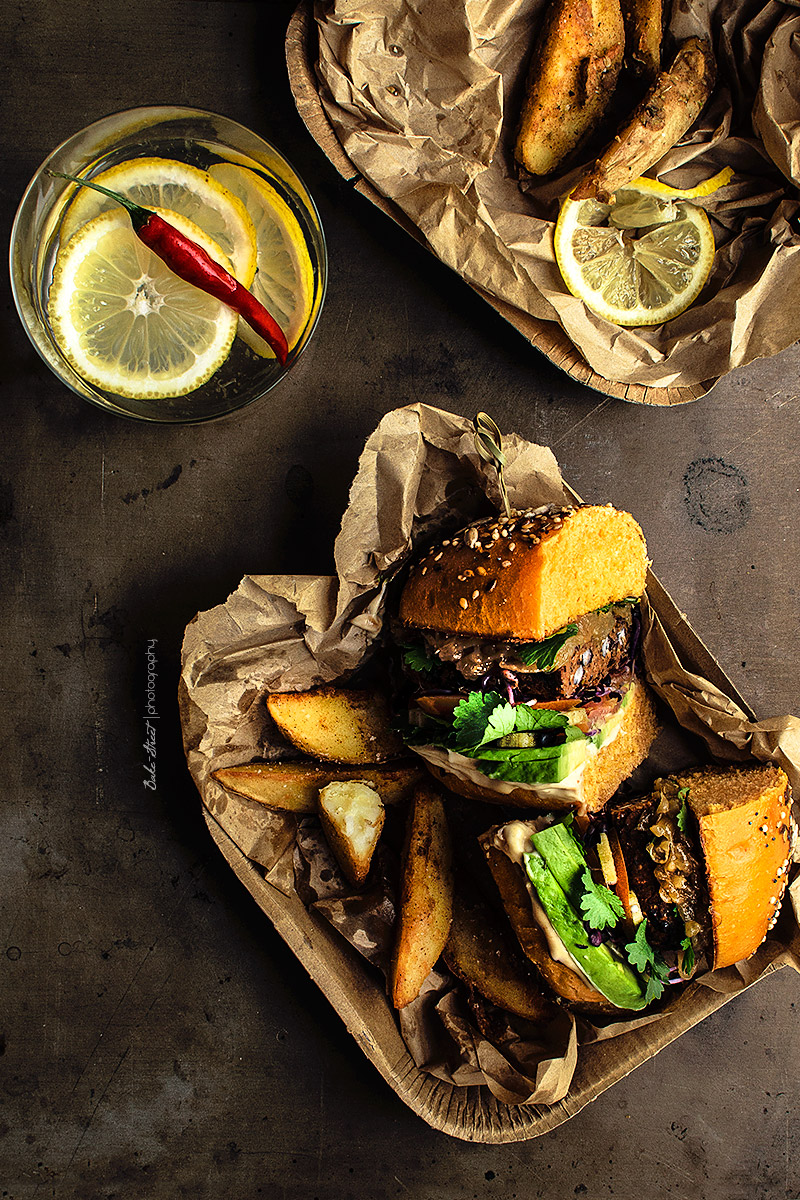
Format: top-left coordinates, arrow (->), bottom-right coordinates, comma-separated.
592,686 -> 632,749
523,851 -> 648,1010
530,819 -> 588,911
475,735 -> 591,784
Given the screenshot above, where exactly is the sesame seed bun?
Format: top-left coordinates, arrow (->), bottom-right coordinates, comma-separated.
399,504 -> 649,642
671,764 -> 794,969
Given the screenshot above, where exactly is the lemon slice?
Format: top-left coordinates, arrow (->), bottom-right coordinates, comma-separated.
554,186 -> 716,327
59,158 -> 258,287
209,162 -> 315,358
48,207 -> 238,399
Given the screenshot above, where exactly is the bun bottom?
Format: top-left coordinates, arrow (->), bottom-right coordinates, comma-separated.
484,845 -> 619,1015
423,677 -> 659,813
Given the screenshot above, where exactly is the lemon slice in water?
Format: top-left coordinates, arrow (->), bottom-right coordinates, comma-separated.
554,172 -> 728,327
59,157 -> 258,287
209,162 -> 315,358
48,207 -> 238,399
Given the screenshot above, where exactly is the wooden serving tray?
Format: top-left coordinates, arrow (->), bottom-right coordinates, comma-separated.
197,567 -> 795,1141
285,1 -> 717,407
203,804 -> 787,1143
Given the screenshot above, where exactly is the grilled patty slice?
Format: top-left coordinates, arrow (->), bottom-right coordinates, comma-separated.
400,604 -> 636,700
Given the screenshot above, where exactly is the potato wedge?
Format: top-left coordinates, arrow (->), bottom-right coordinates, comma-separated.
266,687 -> 404,764
389,785 -> 453,1009
444,889 -> 555,1023
318,780 -> 385,887
621,0 -> 662,83
515,0 -> 625,176
571,37 -> 716,202
212,760 -> 424,813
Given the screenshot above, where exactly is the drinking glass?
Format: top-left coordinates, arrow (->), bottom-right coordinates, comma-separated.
10,106 -> 327,423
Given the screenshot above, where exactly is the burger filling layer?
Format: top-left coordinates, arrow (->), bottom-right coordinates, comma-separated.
610,779 -> 711,961
495,813 -> 702,1011
399,601 -> 636,701
495,818 -> 656,1009
406,682 -> 633,788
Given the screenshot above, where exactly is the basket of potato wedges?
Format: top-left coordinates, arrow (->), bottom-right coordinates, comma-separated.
290,0 -> 800,399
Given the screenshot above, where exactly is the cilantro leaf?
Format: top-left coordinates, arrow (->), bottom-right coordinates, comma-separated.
625,920 -> 656,974
676,787 -> 691,833
450,691 -> 504,751
625,920 -> 671,1003
579,868 -> 624,931
485,702 -> 517,743
511,704 -> 571,732
400,642 -> 437,673
518,624 -> 578,671
643,971 -> 667,1005
679,936 -> 695,978
450,693 -> 571,754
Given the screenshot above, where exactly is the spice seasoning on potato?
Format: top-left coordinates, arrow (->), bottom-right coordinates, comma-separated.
211,759 -> 424,813
571,37 -> 716,203
266,687 -> 404,764
621,0 -> 662,83
515,0 -> 625,177
389,785 -> 454,1009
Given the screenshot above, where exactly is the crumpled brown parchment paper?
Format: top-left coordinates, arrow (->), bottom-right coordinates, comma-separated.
180,403 -> 800,1105
311,0 -> 800,388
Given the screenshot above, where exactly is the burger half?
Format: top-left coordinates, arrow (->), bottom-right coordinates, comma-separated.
483,764 -> 795,1014
395,502 -> 659,811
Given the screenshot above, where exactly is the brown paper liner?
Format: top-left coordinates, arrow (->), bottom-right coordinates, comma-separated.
180,404 -> 800,1106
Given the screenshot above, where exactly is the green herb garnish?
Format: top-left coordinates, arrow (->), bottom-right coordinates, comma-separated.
679,936 -> 695,978
518,624 -> 578,671
676,786 -> 691,833
450,691 -> 569,754
579,868 -> 625,931
625,920 -> 671,1004
400,642 -> 438,673
450,690 -> 505,750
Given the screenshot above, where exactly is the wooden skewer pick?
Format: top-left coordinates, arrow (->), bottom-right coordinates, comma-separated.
473,412 -> 511,517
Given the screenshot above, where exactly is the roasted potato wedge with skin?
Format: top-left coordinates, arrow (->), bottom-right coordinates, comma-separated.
390,785 -> 454,1009
266,687 -> 404,764
211,760 -> 424,813
621,0 -> 662,83
444,889 -> 556,1023
571,37 -> 716,202
318,780 -> 386,887
515,0 -> 625,177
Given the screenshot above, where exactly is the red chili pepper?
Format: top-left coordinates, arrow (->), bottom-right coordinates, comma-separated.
50,170 -> 289,366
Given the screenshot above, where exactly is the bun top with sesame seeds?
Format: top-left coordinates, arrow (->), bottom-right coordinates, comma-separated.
398,504 -> 649,641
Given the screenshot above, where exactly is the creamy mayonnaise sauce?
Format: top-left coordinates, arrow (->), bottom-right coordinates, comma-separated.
494,819 -> 595,989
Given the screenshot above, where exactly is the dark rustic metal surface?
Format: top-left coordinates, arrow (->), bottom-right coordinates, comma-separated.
3,1 -> 799,1196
